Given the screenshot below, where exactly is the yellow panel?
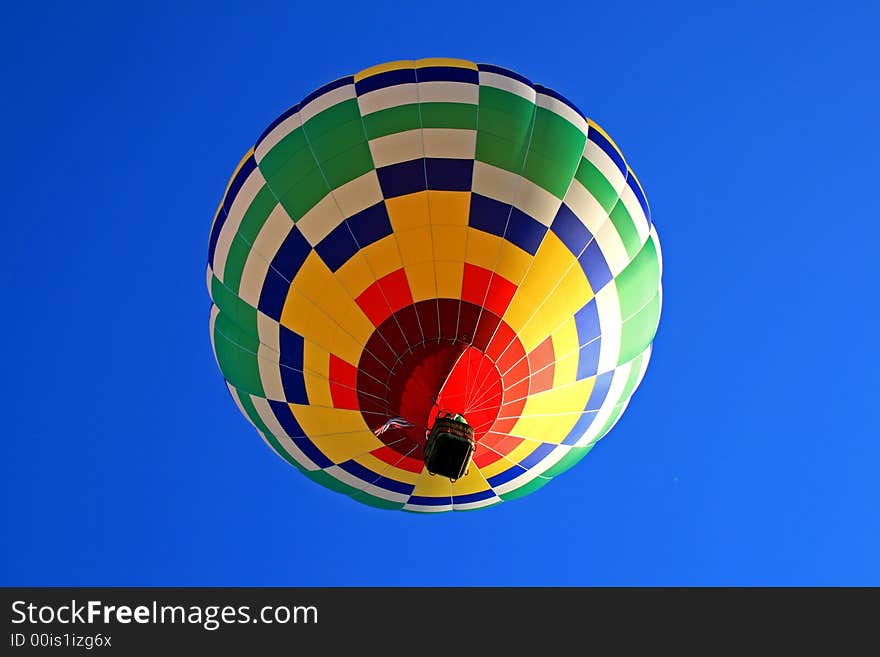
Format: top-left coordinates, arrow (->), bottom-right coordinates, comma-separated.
517,260 -> 594,351
387,191 -> 430,231
464,228 -> 532,282
449,464 -> 492,496
335,252 -> 375,298
361,235 -> 403,280
311,430 -> 384,464
336,302 -> 374,347
434,260 -> 463,299
280,286 -> 316,337
431,225 -> 467,263
291,403 -> 368,436
395,226 -> 433,265
303,370 -> 332,407
427,191 -> 470,226
409,469 -> 452,500
520,379 -> 595,416
328,324 -> 365,365
404,261 -> 438,301
355,60 -> 416,82
552,320 -> 580,387
351,452 -> 423,485
416,58 -> 477,70
303,342 -> 330,377
511,413 -> 581,445
504,284 -> 546,343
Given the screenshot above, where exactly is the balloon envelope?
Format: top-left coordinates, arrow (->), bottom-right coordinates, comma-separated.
207,58 -> 662,511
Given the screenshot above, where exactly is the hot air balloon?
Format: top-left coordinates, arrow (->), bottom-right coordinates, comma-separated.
207,58 -> 662,512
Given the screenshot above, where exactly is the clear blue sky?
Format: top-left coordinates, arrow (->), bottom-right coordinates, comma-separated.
2,0 -> 878,586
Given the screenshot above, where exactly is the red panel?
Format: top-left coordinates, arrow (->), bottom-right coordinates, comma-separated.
462,264 -> 517,318
484,271 -> 517,317
471,311 -> 501,351
461,263 -> 492,307
527,337 -> 556,394
379,269 -> 414,315
503,378 -> 530,406
371,444 -> 425,473
329,355 -> 360,410
416,299 -> 440,342
473,443 -> 504,468
355,268 -> 413,327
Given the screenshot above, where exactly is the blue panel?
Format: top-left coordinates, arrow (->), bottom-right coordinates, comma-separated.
407,495 -> 452,506
222,154 -> 258,214
257,268 -> 290,321
574,298 -> 601,345
578,240 -> 613,292
517,442 -> 556,470
576,338 -> 601,380
339,460 -> 415,495
207,207 -> 228,268
562,411 -> 598,445
486,464 -> 527,487
256,103 -> 300,149
315,222 -> 359,272
468,193 -> 509,238
278,324 -> 304,369
348,201 -> 392,248
452,489 -> 498,504
416,66 -> 478,84
588,128 -> 627,177
551,203 -> 592,256
505,207 -> 547,255
355,67 -> 417,96
477,63 -> 533,87
586,371 -> 614,411
270,226 -> 311,281
268,399 -> 305,438
293,437 -> 334,469
280,365 -> 308,404
376,159 -> 425,198
425,158 -> 473,191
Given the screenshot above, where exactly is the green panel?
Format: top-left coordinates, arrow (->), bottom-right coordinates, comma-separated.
618,353 -> 645,403
420,102 -> 478,130
609,202 -> 642,259
221,236 -> 251,295
615,237 -> 660,320
237,184 -> 279,243
522,151 -> 579,199
213,317 -> 264,396
476,86 -> 535,172
618,292 -> 661,364
308,118 -> 368,163
522,107 -> 586,198
261,148 -> 319,201
320,142 -> 375,189
210,275 -> 259,342
258,127 -> 307,180
363,104 -> 421,139
574,158 -> 619,212
235,391 -> 308,473
277,168 -> 329,222
475,133 -> 531,173
302,469 -> 360,495
350,492 -> 406,511
593,403 -> 626,444
302,98 -> 361,140
499,474 -> 553,501
541,445 -> 594,477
